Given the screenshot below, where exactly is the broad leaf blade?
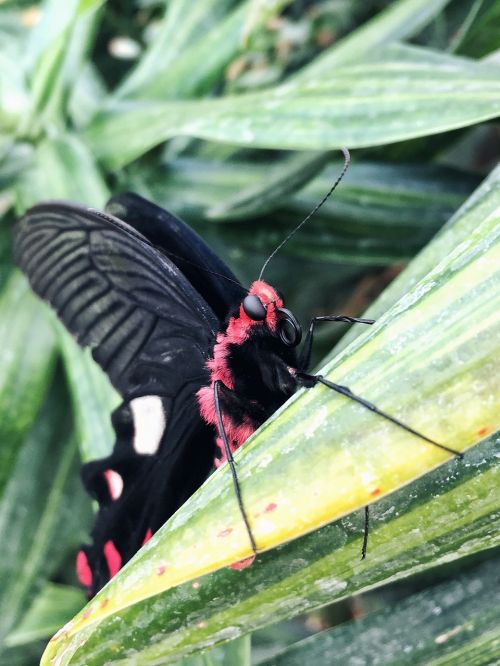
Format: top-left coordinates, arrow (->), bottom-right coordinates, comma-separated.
42,130 -> 500,665
4,584 -> 86,648
0,386 -> 89,649
58,327 -> 120,462
42,436 -> 500,665
15,134 -> 108,210
86,46 -> 500,168
20,0 -> 104,132
139,157 -> 478,266
117,0 -> 241,99
0,273 -> 56,494
292,0 -> 454,79
333,161 -> 500,353
259,558 -> 500,665
207,152 -> 331,221
180,635 -> 250,666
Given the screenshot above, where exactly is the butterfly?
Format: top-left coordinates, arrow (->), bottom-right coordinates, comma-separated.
14,152 -> 460,596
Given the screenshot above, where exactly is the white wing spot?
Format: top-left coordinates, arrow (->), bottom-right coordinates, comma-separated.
130,395 -> 166,455
104,469 -> 124,500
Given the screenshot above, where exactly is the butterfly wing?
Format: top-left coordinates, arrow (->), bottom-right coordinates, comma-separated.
105,192 -> 246,320
14,201 -> 220,594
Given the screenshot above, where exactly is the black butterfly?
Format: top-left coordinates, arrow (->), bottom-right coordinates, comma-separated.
14,165 -> 460,596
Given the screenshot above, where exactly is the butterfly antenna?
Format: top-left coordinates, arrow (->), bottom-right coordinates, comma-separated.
258,147 -> 351,281
163,250 -> 244,289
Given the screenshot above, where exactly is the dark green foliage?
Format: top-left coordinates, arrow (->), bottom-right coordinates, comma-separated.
0,0 -> 498,664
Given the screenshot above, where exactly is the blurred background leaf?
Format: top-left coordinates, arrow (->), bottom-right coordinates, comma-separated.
0,0 -> 498,663
258,557 -> 500,666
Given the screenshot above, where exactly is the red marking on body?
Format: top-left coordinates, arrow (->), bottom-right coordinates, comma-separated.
477,426 -> 489,437
104,540 -> 122,579
370,487 -> 381,497
82,608 -> 93,619
76,550 -> 93,588
265,502 -> 278,513
230,554 -> 256,570
157,564 -> 167,576
143,528 -> 153,545
218,527 -> 233,538
197,280 -> 284,464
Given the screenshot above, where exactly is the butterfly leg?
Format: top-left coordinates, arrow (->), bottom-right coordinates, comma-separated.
298,316 -> 375,555
297,372 -> 463,559
298,315 -> 375,372
362,506 -> 369,560
298,372 -> 463,458
214,380 -> 258,554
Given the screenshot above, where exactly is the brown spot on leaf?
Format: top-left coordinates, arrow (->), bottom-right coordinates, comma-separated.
218,527 -> 233,537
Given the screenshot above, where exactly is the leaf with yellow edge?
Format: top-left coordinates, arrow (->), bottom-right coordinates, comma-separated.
42,167 -> 500,664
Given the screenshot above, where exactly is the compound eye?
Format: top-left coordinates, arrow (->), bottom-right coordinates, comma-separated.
277,308 -> 302,347
242,294 -> 266,321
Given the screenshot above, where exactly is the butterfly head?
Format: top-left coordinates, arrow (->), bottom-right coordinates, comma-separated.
241,280 -> 302,347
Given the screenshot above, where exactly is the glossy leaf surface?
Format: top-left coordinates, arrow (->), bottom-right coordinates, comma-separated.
86,45 -> 500,168
42,140 -> 500,666
259,558 -> 500,665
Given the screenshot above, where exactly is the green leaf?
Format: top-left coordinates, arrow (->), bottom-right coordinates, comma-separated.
4,584 -> 86,648
259,558 -> 500,665
20,0 -> 104,133
58,326 -> 120,462
42,436 -> 500,665
0,273 -> 56,494
241,0 -> 294,43
0,383 -> 89,650
15,133 -> 108,210
0,52 -> 29,132
179,635 -> 250,666
86,45 -> 500,168
0,142 -> 33,193
456,0 -> 500,58
291,0 -> 455,80
117,0 -> 241,99
333,161 -> 500,353
127,157 -> 478,265
42,130 -> 500,665
206,151 -> 331,221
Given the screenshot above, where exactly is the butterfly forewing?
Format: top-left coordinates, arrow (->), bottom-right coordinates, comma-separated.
106,193 -> 246,320
14,201 -> 224,595
15,202 -> 219,398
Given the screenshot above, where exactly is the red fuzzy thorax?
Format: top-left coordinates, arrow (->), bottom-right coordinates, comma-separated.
197,280 -> 283,463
